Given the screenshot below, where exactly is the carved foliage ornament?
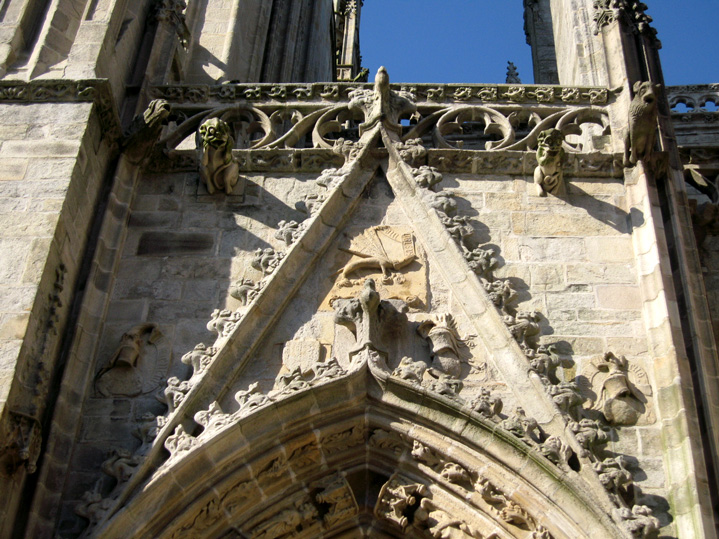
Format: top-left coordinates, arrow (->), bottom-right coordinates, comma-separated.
592,0 -> 660,47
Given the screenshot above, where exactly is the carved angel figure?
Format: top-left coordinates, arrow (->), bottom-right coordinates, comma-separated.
581,352 -> 652,425
198,117 -> 240,194
534,128 -> 566,197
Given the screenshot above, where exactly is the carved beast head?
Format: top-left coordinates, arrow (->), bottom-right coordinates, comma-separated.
199,117 -> 234,150
537,128 -> 564,151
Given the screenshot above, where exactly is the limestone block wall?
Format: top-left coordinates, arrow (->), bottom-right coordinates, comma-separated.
0,100 -> 115,537
46,155 -> 684,534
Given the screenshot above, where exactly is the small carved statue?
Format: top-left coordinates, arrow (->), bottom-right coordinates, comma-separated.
485,279 -> 518,315
412,166 -> 443,190
181,343 -> 216,379
392,356 -> 427,384
207,309 -> 242,338
547,381 -> 584,416
620,505 -> 660,538
198,117 -> 240,194
251,247 -> 284,276
540,435 -> 573,468
464,246 -> 498,280
534,128 -> 566,197
75,490 -> 113,525
470,387 -> 503,420
397,138 -> 427,167
101,448 -> 144,484
274,220 -> 303,246
624,81 -> 661,167
375,475 -> 426,530
413,498 -> 483,539
123,99 -> 171,165
505,311 -> 541,348
158,376 -> 191,413
568,418 -> 609,456
229,278 -> 261,306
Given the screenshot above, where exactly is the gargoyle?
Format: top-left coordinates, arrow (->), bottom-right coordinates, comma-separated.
624,81 -> 660,167
198,117 -> 240,194
534,128 -> 565,197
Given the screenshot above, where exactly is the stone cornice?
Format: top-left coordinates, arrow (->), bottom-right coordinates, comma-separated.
0,79 -> 122,142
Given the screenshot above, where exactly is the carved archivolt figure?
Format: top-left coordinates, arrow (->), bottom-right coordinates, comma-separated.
94,323 -> 163,397
198,117 -> 240,194
534,128 -> 565,197
624,81 -> 660,167
252,501 -> 318,539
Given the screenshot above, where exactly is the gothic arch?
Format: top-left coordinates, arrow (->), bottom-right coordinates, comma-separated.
95,365 -> 627,538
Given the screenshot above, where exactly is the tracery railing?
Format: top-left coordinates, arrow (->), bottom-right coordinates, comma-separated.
148,82 -> 619,173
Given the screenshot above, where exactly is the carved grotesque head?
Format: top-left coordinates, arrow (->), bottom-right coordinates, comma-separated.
199,117 -> 234,150
143,99 -> 171,126
632,80 -> 661,106
537,128 -> 564,151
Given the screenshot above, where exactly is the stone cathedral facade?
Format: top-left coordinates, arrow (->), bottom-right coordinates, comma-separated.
0,0 -> 718,537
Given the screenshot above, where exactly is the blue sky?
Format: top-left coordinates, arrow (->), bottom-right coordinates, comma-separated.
359,1 -> 718,86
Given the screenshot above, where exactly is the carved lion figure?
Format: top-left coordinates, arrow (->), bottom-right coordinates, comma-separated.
624,80 -> 661,167
534,128 -> 565,197
198,117 -> 239,194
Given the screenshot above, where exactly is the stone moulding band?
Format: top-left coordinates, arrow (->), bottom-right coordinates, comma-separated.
148,148 -> 623,178
151,82 -> 619,106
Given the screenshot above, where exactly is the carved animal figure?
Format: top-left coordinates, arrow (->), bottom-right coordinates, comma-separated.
534,128 -> 565,197
624,81 -> 661,167
337,227 -> 416,286
229,278 -> 260,306
123,99 -> 171,165
198,117 -> 239,194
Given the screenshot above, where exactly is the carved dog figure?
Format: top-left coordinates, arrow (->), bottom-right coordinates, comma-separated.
624,81 -> 660,167
534,128 -> 565,197
198,117 -> 239,194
